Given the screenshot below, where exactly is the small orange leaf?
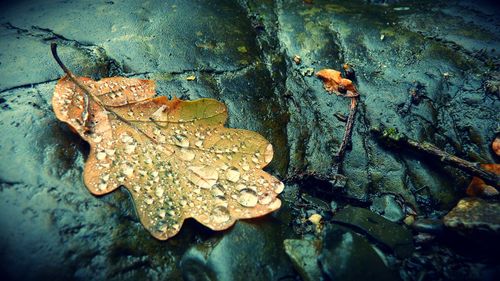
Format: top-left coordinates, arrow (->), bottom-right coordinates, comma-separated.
492,136 -> 500,156
52,75 -> 284,240
466,164 -> 500,197
316,69 -> 357,95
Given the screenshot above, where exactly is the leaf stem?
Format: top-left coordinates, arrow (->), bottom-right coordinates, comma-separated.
51,43 -> 90,126
51,43 -> 105,111
51,43 -> 157,143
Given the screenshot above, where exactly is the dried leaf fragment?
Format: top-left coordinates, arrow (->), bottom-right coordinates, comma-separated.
316,69 -> 358,96
52,75 -> 284,240
492,136 -> 500,156
293,55 -> 302,65
466,164 -> 500,197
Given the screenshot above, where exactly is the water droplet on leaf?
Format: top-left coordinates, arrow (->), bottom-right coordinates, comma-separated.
225,167 -> 240,183
96,152 -> 107,160
174,134 -> 190,148
238,189 -> 258,207
188,165 -> 219,189
212,206 -> 230,224
179,149 -> 196,161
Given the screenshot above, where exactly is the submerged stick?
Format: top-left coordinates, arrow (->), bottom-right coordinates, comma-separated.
372,128 -> 500,188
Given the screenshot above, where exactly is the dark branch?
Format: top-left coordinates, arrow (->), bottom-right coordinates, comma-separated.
372,127 -> 500,188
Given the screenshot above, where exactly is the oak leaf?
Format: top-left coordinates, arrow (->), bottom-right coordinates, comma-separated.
52,75 -> 284,240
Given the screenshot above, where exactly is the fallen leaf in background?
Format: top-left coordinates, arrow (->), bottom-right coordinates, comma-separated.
466,164 -> 500,197
492,136 -> 500,156
52,75 -> 284,240
316,69 -> 357,95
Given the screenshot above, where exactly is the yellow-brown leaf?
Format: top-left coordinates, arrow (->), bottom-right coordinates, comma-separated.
52,75 -> 284,240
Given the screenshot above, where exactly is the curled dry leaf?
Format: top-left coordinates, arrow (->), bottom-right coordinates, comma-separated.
316,69 -> 358,96
52,75 -> 284,240
466,164 -> 500,197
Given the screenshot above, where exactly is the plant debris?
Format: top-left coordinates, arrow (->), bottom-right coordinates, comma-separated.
316,69 -> 357,96
372,127 -> 500,189
302,67 -> 315,77
492,135 -> 500,156
316,68 -> 360,167
399,81 -> 427,115
293,55 -> 302,65
466,164 -> 500,197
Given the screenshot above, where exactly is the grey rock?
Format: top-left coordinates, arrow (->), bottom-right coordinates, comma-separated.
370,194 -> 405,222
283,239 -> 322,281
319,225 -> 400,281
332,206 -> 414,258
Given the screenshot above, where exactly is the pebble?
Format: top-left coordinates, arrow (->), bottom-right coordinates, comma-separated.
308,214 -> 322,225
403,215 -> 415,226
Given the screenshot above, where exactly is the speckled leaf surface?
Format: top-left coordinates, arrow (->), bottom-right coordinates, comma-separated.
52,75 -> 284,240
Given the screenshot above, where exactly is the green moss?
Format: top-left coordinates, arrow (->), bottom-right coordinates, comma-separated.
383,127 -> 404,141
237,46 -> 248,53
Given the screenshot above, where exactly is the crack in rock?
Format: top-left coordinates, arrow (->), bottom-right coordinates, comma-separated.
0,78 -> 59,94
2,22 -> 123,77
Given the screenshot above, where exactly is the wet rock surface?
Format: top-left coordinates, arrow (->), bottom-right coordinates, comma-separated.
371,194 -> 406,222
1,0 -> 499,280
332,206 -> 414,258
319,225 -> 400,281
283,239 -> 322,281
444,197 -> 500,237
180,221 -> 295,281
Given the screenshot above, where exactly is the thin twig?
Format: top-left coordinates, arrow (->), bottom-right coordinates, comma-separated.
336,96 -> 358,161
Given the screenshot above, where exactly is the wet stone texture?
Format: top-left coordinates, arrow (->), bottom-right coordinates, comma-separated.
0,0 -> 499,280
319,225 -> 400,281
444,197 -> 500,238
180,220 -> 295,281
283,239 -> 322,281
332,206 -> 414,258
